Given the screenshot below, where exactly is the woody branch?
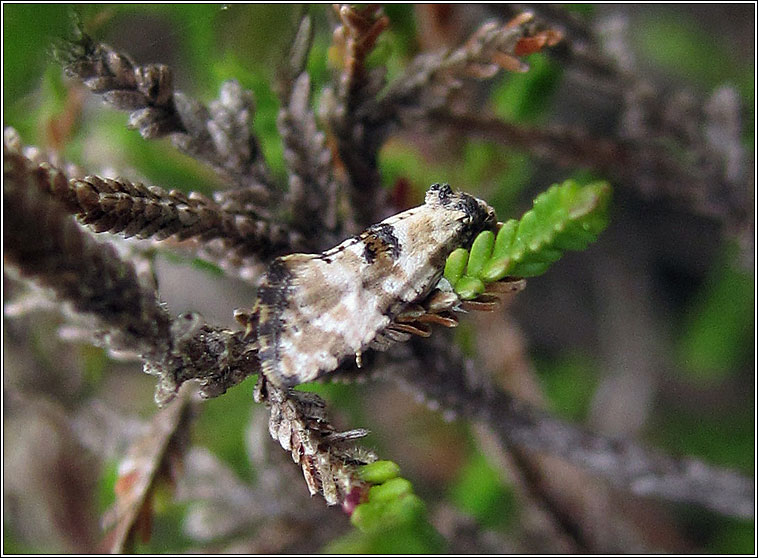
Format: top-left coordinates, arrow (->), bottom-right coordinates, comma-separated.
3,144 -> 259,405
381,336 -> 754,519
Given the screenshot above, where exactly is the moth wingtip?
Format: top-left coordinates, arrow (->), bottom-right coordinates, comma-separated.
260,368 -> 302,389
258,349 -> 305,389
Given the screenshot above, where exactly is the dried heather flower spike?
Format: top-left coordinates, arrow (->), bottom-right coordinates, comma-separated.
3,147 -> 172,358
250,183 -> 496,388
277,16 -> 340,240
278,12 -> 314,93
254,376 -> 376,506
280,72 -> 339,237
376,12 -> 560,128
59,28 -> 274,199
321,4 -> 393,229
66,174 -> 299,260
4,135 -> 303,273
332,4 -> 390,102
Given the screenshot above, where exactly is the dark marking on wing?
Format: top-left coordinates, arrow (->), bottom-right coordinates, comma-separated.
362,223 -> 401,264
255,258 -> 293,385
427,183 -> 454,206
427,183 -> 495,244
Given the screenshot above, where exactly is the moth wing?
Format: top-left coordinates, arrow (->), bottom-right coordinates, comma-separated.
256,252 -> 390,387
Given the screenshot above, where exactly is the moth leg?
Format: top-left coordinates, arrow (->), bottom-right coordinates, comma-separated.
234,306 -> 258,339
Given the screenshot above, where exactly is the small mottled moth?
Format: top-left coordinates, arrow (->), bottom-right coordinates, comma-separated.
251,183 -> 496,387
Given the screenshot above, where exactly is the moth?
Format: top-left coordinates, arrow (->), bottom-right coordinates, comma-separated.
249,183 -> 496,387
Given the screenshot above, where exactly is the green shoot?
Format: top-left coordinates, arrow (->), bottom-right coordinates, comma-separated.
445,179 -> 611,299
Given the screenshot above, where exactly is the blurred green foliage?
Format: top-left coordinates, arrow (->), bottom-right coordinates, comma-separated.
3,4 -> 74,102
707,517 -> 755,554
382,4 -> 418,59
635,9 -> 754,144
654,406 -> 754,473
194,375 -> 259,481
134,494 -> 191,555
563,4 -> 596,17
676,243 -> 754,382
2,520 -> 49,554
492,53 -> 562,125
636,11 -> 754,103
326,519 -> 445,554
534,351 -> 600,422
97,459 -> 119,515
449,451 -> 517,530
326,460 -> 445,553
80,345 -> 109,395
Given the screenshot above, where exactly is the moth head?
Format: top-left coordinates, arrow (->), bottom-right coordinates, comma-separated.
425,183 -> 497,237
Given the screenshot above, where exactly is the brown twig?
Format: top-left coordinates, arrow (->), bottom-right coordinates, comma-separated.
57,26 -> 275,201
323,8 -> 562,229
4,133 -> 305,277
321,4 -> 391,230
382,336 -> 755,520
145,316 -> 259,406
277,15 -> 341,244
102,387 -> 195,552
432,107 -> 752,234
4,145 -> 172,359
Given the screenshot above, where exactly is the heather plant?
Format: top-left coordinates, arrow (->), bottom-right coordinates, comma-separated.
3,5 -> 753,554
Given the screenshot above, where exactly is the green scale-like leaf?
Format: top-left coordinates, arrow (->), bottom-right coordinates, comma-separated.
445,180 -> 611,299
351,461 -> 429,535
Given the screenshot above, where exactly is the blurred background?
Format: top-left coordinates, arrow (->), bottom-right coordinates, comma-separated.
3,4 -> 754,553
